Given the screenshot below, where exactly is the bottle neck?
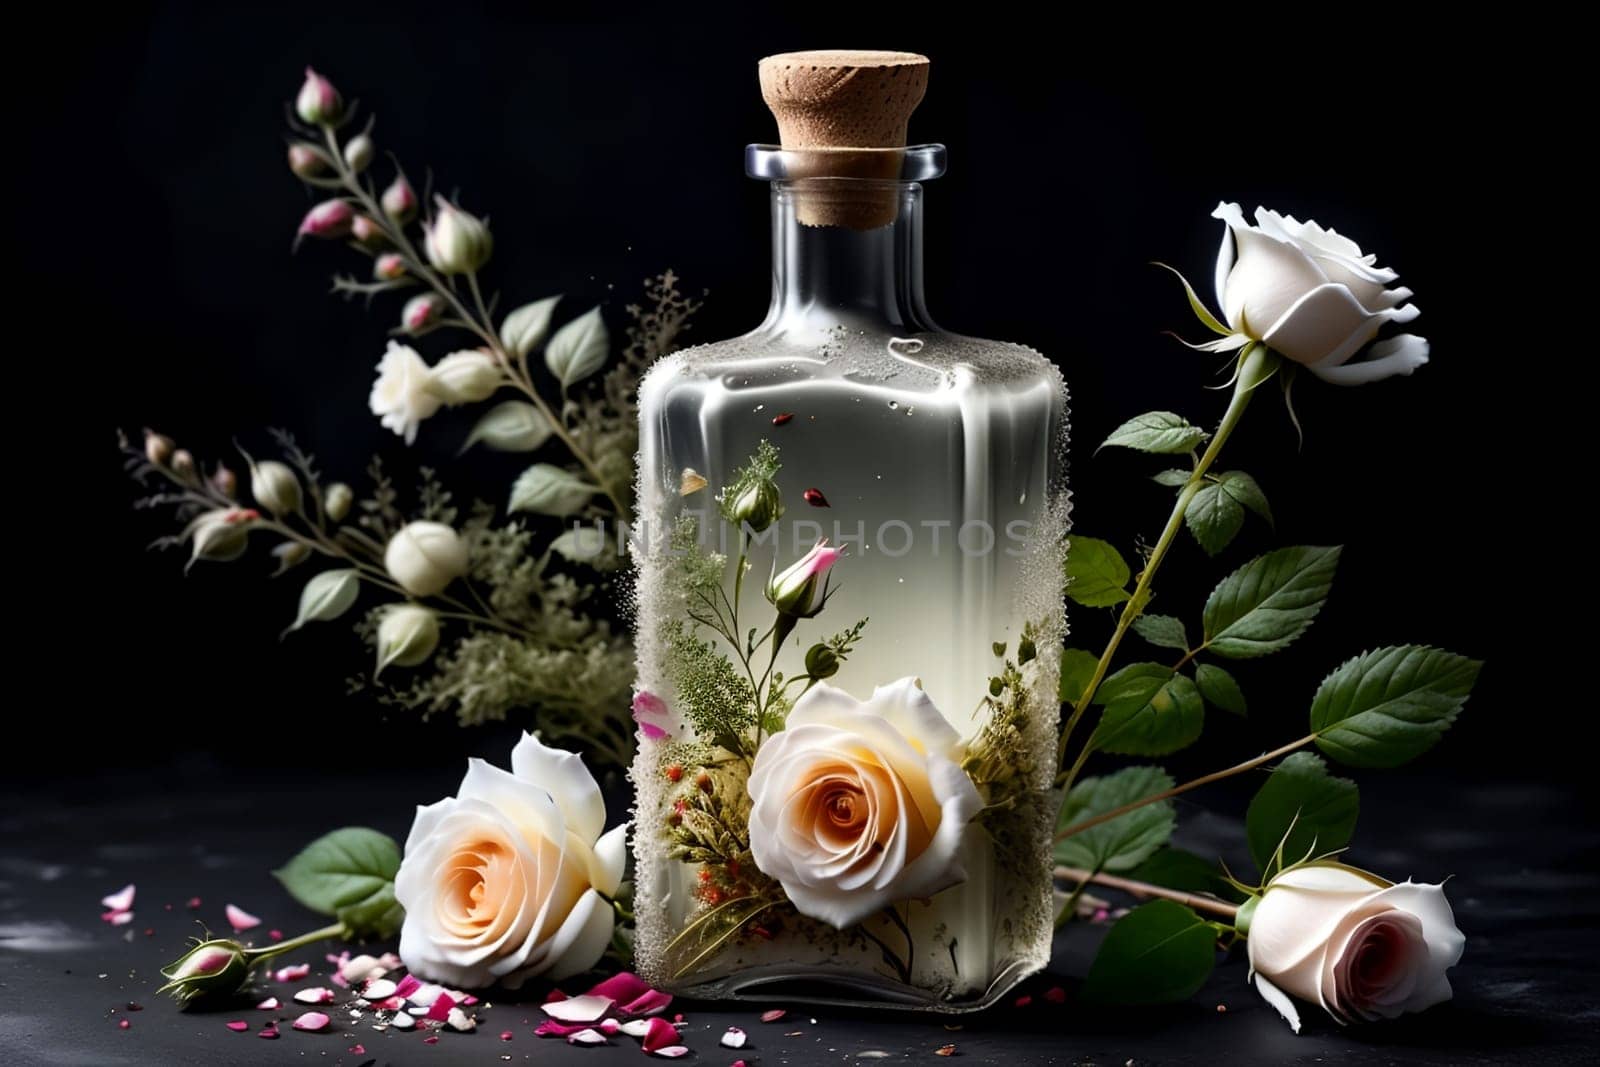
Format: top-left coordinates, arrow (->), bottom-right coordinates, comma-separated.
759,181 -> 936,338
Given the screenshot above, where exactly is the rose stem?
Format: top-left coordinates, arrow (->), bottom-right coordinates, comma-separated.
1053,867 -> 1239,919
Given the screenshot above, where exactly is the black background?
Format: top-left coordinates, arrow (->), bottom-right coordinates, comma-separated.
26,6 -> 1563,786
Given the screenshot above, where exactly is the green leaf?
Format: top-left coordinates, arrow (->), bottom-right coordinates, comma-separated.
1195,663 -> 1247,716
1054,766 -> 1176,872
1152,469 -> 1191,487
1129,848 -> 1238,900
550,525 -> 607,562
1246,752 -> 1359,875
1185,482 -> 1245,556
283,568 -> 359,638
460,400 -> 553,454
544,305 -> 609,387
1066,536 -> 1131,607
1091,663 -> 1173,706
1311,645 -> 1482,768
1132,613 -> 1188,651
1153,262 -> 1232,337
1100,411 -> 1209,455
1216,470 -> 1273,526
1202,545 -> 1341,659
499,294 -> 562,359
509,463 -> 597,516
1092,673 -> 1205,756
1059,648 -> 1100,705
273,828 -> 402,938
1082,899 -> 1217,1004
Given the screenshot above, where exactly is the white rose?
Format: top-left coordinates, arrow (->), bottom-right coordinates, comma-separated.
395,732 -> 627,988
384,521 -> 469,598
746,678 -> 983,929
429,350 -> 504,405
370,341 -> 442,444
1213,202 -> 1429,385
1245,862 -> 1464,1033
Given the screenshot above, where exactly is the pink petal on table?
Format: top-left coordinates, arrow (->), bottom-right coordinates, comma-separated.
185,896 -> 202,909
258,1025 -> 279,1039
225,1021 -> 249,1032
536,1019 -> 594,1038
255,997 -> 279,1011
446,1007 -> 476,1032
394,973 -> 421,998
623,989 -> 673,1016
101,884 -> 136,912
390,1012 -> 415,1030
544,988 -> 568,1003
760,1009 -> 787,1023
618,1019 -> 653,1038
330,973 -> 350,989
225,904 -> 262,931
407,982 -> 444,1007
588,972 -> 653,1005
292,987 -> 336,1005
543,995 -> 614,1024
600,1019 -> 622,1036
462,994 -> 480,1006
102,910 -> 135,926
640,1017 -> 681,1053
292,1011 -> 330,1032
348,1045 -> 366,1056
363,978 -> 398,1000
273,963 -> 310,982
268,929 -> 283,942
652,1046 -> 691,1058
425,991 -> 456,1022
569,1028 -> 608,1046
721,1026 -> 748,1048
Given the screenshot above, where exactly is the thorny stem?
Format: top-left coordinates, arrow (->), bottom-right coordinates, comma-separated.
318,127 -> 631,521
1052,866 -> 1239,919
1055,344 -> 1271,791
1053,733 -> 1317,844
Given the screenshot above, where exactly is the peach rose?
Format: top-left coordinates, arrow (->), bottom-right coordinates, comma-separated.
394,733 -> 627,987
746,678 -> 982,928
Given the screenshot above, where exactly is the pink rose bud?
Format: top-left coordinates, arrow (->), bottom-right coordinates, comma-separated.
298,199 -> 354,239
381,177 -> 417,223
295,67 -> 343,126
171,449 -> 197,481
401,293 -> 444,334
351,214 -> 388,247
766,538 -> 841,618
286,142 -> 329,179
212,464 -> 239,499
374,253 -> 407,281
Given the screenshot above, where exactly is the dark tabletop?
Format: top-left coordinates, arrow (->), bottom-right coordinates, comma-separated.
2,763 -> 1594,1067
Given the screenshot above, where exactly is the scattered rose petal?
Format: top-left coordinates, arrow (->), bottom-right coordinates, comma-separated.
640,1017 -> 681,1054
537,1019 -> 595,1038
1044,986 -> 1066,1004
258,1026 -> 279,1039
618,1018 -> 654,1038
1014,994 -> 1032,1008
101,884 -> 136,912
394,973 -> 422,998
390,1012 -> 415,1030
625,989 -> 673,1016
408,982 -> 445,1007
331,973 -> 350,989
349,1045 -> 366,1055
102,910 -> 135,926
652,1047 -> 691,1058
446,1007 -> 476,1032
462,994 -> 480,1006
679,468 -> 708,496
268,929 -> 283,942
721,1026 -> 748,1048
273,963 -> 310,982
733,1062 -> 749,1067
1092,907 -> 1110,923
374,996 -> 406,1011
225,904 -> 261,931
225,1021 -> 249,1032
772,411 -> 794,426
293,987 -> 336,1005
117,1019 -> 130,1030
543,994 -> 614,1024
292,1011 -> 330,1032
569,1028 -> 608,1046
377,952 -> 403,970
341,954 -> 380,981
935,1044 -> 956,1056
423,1035 -> 439,1044
760,1009 -> 787,1023
500,1029 -> 515,1041
256,997 -> 279,1011
803,487 -> 830,507
544,988 -> 568,1003
364,978 -> 397,1000
426,991 -> 457,1022
185,896 -> 201,909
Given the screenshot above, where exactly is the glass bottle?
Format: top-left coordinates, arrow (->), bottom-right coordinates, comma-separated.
630,52 -> 1068,1011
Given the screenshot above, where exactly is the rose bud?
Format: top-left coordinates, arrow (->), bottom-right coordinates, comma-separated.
287,142 -> 330,179
766,538 -> 841,618
384,520 -> 469,597
212,463 -> 239,499
343,133 -> 374,173
729,478 -> 783,534
381,176 -> 417,223
143,430 -> 175,467
323,481 -> 353,521
295,67 -> 343,126
297,199 -> 354,239
186,508 -> 256,566
376,604 -> 440,674
428,350 -> 503,405
271,541 -> 311,574
373,253 -> 407,281
400,293 -> 444,334
803,642 -> 839,680
350,213 -> 388,248
250,459 -> 302,516
158,938 -> 252,1006
424,196 -> 493,275
170,449 -> 197,481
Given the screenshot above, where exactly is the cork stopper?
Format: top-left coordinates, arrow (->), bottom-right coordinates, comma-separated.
758,50 -> 930,228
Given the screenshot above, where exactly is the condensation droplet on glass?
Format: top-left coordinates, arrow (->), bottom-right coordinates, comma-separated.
887,336 -> 926,357
753,404 -> 765,412
887,401 -> 899,410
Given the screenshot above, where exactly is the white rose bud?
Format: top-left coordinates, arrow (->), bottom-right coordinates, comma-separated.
429,350 -> 503,405
143,431 -> 175,467
170,449 -> 197,481
323,482 -> 353,522
295,67 -> 343,126
343,133 -> 374,173
384,521 -> 469,597
1244,861 -> 1464,1033
186,507 -> 257,567
250,459 -> 302,516
424,196 -> 492,275
1212,203 -> 1428,385
376,604 -> 440,674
